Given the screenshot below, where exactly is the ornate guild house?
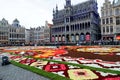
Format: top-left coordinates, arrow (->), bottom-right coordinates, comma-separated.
101,0 -> 120,41
51,0 -> 101,43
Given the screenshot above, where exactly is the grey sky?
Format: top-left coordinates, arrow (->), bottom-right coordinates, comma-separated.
0,0 -> 113,28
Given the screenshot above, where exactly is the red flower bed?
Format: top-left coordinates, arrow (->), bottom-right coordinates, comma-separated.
44,64 -> 67,72
10,56 -> 21,59
20,58 -> 36,65
25,51 -> 38,56
103,77 -> 120,80
54,49 -> 67,55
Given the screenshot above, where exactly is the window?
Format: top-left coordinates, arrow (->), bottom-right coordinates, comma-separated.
106,26 -> 109,33
66,9 -> 69,14
66,18 -> 69,22
102,19 -> 105,24
71,25 -> 73,31
115,8 -> 119,15
114,0 -> 118,3
106,18 -> 109,24
106,10 -> 108,16
75,24 -> 77,30
106,5 -> 108,9
116,17 -> 120,25
66,25 -> 69,31
110,17 -> 113,23
102,11 -> 104,17
110,26 -> 113,33
103,27 -> 105,33
110,9 -> 112,16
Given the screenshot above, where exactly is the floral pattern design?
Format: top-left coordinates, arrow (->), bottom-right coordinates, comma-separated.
68,69 -> 99,80
1,46 -> 120,80
44,64 -> 67,72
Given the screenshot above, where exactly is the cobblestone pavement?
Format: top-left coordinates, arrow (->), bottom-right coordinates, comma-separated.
0,56 -> 50,80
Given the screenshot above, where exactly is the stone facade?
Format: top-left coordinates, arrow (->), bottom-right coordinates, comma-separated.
29,21 -> 52,45
25,29 -> 30,45
101,0 -> 120,41
44,21 -> 52,43
51,0 -> 101,43
9,19 -> 25,45
0,18 -> 9,45
30,26 -> 45,45
0,18 -> 25,46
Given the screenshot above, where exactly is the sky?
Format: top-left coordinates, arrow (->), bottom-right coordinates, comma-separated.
0,0 -> 113,28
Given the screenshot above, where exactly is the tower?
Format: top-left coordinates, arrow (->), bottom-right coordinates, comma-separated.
65,0 -> 71,7
56,4 -> 58,13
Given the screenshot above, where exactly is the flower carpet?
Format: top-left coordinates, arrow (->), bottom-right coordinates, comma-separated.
0,46 -> 120,80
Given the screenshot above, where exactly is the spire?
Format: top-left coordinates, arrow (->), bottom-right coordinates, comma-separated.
56,4 -> 58,13
53,8 -> 55,14
56,4 -> 58,10
65,0 -> 71,7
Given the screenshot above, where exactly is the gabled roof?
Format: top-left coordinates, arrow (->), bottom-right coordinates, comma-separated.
13,18 -> 19,23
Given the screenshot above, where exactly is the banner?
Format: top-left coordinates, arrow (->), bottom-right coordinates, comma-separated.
76,35 -> 79,41
86,35 -> 90,41
62,36 -> 65,42
55,37 -> 58,42
59,36 -> 61,41
52,37 -> 54,42
116,35 -> 120,40
80,35 -> 85,41
72,36 -> 75,42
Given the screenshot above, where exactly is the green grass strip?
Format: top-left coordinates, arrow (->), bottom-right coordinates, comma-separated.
10,60 -> 71,80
